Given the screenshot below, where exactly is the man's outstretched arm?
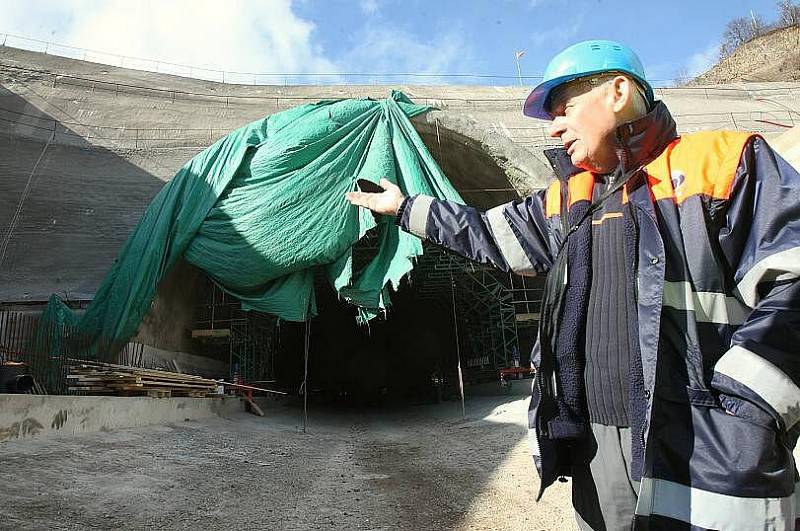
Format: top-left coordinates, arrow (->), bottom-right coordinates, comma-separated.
346,178 -> 556,277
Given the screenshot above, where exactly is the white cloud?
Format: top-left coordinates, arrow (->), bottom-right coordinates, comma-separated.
1,0 -> 339,78
1,0 -> 479,84
337,26 -> 479,83
529,11 -> 584,48
686,42 -> 721,77
649,42 -> 721,86
360,0 -> 379,16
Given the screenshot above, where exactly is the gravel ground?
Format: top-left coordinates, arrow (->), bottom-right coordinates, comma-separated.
0,392 -> 574,530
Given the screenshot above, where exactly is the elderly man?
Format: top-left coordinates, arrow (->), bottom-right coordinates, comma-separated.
347,40 -> 800,530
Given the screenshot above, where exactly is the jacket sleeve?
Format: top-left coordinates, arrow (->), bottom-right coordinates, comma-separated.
395,192 -> 556,277
711,136 -> 800,432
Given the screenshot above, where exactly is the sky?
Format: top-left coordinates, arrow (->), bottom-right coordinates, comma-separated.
0,0 -> 786,86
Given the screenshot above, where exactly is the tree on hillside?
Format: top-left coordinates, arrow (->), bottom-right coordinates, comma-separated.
720,14 -> 769,57
673,67 -> 692,87
777,0 -> 800,27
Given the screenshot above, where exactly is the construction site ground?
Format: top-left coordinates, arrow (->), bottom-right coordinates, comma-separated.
0,390 -> 573,530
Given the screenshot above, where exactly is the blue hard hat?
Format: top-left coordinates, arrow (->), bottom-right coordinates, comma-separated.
523,40 -> 654,120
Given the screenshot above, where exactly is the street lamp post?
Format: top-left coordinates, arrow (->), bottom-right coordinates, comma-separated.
514,50 -> 526,86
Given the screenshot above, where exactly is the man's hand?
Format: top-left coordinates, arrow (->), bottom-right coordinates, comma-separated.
345,178 -> 405,216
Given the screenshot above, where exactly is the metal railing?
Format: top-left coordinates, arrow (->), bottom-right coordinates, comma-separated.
0,32 -> 545,87
0,307 -> 146,394
5,31 -> 800,90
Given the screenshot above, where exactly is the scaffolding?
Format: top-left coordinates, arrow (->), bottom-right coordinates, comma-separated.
193,282 -> 279,384
413,245 -> 541,372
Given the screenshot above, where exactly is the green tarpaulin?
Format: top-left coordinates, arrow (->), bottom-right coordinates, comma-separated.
41,91 -> 462,350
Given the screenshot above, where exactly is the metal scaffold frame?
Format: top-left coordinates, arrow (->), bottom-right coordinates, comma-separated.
229,312 -> 278,385
194,282 -> 279,384
413,245 -> 535,371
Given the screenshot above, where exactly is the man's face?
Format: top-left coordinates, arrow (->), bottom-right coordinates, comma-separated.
547,79 -> 619,173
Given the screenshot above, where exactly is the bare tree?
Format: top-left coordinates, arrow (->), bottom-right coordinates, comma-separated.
749,12 -> 769,38
673,67 -> 692,87
721,17 -> 752,57
720,13 -> 770,57
777,0 -> 800,27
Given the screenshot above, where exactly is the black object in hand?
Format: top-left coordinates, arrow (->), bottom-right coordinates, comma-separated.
357,179 -> 385,194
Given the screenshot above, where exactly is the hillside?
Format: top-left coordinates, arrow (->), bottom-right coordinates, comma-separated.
692,25 -> 800,84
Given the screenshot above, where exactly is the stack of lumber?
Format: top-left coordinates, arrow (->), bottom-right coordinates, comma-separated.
67,359 -> 220,398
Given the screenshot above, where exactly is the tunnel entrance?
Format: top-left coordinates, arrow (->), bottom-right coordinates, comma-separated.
180,121 -> 547,405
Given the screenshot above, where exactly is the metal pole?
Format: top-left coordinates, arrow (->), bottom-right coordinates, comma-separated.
450,273 -> 466,419
302,318 -> 310,433
515,58 -> 523,86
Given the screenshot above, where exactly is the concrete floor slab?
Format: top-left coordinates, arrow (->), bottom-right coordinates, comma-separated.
0,395 -> 574,530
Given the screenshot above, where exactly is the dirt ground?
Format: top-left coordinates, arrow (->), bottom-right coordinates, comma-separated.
0,389 -> 574,530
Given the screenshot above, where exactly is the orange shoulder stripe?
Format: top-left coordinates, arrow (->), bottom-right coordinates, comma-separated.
545,180 -> 561,218
568,171 -> 594,207
545,171 -> 596,217
645,131 -> 754,204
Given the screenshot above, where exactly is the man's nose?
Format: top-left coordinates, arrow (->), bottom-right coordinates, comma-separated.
548,117 -> 566,139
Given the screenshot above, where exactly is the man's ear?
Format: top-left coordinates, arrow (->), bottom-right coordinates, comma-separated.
610,75 -> 630,114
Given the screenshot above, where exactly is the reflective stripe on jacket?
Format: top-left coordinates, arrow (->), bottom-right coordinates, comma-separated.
396,102 -> 800,530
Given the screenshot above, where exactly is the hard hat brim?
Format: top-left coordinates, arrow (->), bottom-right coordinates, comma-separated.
523,70 -> 654,120
523,73 -> 583,120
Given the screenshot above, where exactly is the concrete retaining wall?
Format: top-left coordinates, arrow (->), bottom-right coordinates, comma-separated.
0,394 -> 244,442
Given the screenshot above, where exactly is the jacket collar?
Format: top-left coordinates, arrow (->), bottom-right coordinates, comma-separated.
542,101 -> 678,182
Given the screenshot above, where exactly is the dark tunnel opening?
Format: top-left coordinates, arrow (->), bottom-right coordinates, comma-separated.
274,273 -> 460,407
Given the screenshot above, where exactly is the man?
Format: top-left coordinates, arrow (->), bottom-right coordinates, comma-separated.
347,40 -> 800,530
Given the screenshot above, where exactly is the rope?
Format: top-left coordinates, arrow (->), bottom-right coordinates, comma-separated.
0,127 -> 54,268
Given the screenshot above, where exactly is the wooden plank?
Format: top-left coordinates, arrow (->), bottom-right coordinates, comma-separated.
66,359 -> 221,399
69,359 -> 213,379
67,375 -> 141,382
191,329 -> 231,338
132,373 -> 216,384
136,380 -> 216,390
244,396 -> 265,417
222,381 -> 288,396
71,370 -> 218,387
69,375 -> 215,390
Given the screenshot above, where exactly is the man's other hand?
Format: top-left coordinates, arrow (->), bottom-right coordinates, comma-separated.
345,178 -> 405,216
